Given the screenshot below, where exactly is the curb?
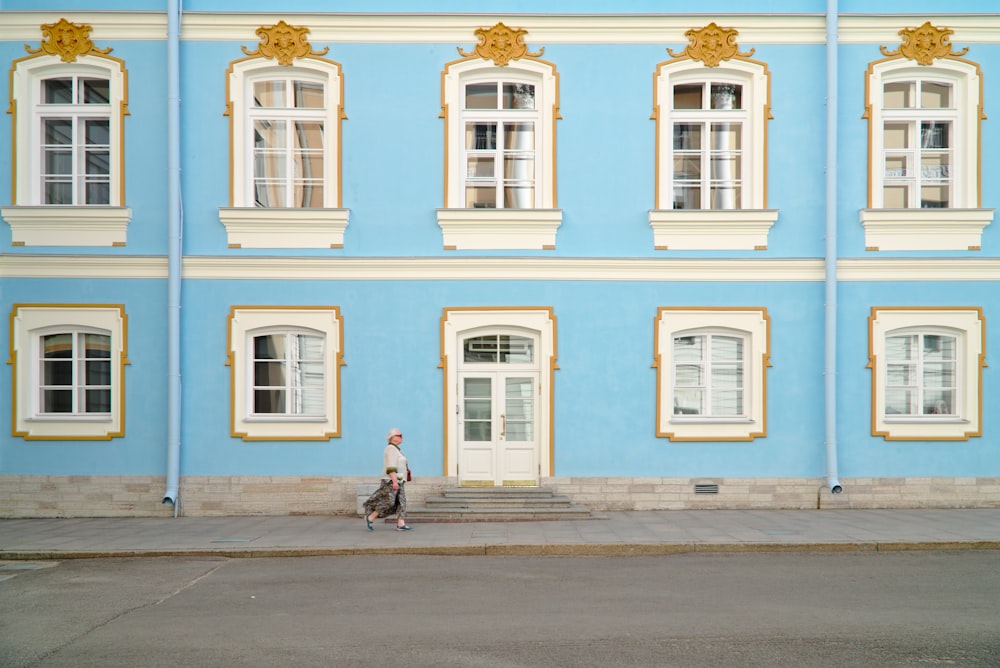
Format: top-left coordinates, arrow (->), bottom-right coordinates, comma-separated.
2,540 -> 999,560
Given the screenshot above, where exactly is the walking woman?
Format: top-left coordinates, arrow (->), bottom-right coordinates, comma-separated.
363,428 -> 413,531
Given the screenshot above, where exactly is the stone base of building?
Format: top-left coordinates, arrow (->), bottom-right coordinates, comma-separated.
1,474 -> 999,518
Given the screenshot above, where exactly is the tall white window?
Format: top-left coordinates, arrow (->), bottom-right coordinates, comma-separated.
862,55 -> 991,250
672,331 -> 747,418
228,307 -> 343,441
655,308 -> 769,441
10,305 -> 127,440
670,81 -> 746,211
869,308 -> 983,440
438,57 -> 561,250
650,57 -> 776,250
251,330 -> 325,416
221,54 -> 348,248
3,54 -> 130,246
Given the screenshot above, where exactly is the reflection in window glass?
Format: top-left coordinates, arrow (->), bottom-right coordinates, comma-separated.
673,333 -> 745,417
39,330 -> 111,414
464,335 -> 534,363
252,332 -> 325,416
885,332 -> 956,416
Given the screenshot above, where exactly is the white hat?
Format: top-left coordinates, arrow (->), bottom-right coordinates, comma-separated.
387,428 -> 402,439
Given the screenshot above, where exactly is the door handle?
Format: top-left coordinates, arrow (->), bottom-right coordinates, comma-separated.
500,414 -> 506,437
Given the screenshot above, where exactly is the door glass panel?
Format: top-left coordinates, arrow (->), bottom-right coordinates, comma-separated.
504,377 -> 534,442
464,335 -> 534,363
464,378 -> 492,441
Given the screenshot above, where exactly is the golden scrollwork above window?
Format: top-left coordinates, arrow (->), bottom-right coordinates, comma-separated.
457,22 -> 543,66
241,20 -> 329,66
25,18 -> 112,63
880,22 -> 969,66
667,22 -> 753,67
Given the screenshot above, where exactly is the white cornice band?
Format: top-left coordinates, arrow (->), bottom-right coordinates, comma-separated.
5,255 -> 1000,282
3,12 -> 1000,44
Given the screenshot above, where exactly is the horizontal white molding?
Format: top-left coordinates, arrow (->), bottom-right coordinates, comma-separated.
5,255 -> 1000,282
3,12 -> 999,45
0,11 -> 167,41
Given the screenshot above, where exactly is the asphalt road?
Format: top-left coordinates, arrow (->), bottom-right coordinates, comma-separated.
2,551 -> 999,667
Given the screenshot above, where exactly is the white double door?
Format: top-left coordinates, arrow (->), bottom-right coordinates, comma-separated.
458,371 -> 539,486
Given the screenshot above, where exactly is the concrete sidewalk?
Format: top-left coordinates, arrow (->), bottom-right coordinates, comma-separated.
2,508 -> 1000,559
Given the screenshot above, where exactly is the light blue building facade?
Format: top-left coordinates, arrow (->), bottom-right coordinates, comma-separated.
2,1 -> 998,516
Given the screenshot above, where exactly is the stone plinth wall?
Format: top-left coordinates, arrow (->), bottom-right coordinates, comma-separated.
1,474 -> 998,517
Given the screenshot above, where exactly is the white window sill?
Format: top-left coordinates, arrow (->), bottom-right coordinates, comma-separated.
244,416 -> 328,423
883,417 -> 969,424
649,209 -> 778,250
219,207 -> 350,249
436,208 -> 562,250
860,208 -> 994,251
1,206 -> 131,247
670,417 -> 755,424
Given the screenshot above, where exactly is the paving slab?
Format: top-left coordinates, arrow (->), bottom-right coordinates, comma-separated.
1,509 -> 999,560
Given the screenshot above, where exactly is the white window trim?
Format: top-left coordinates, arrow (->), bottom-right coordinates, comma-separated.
650,57 -> 776,251
438,57 -> 561,250
228,306 -> 343,441
2,54 -> 130,246
861,56 -> 992,250
220,56 -> 347,249
441,307 -> 556,477
869,307 -> 983,441
10,304 -> 127,440
655,307 -> 770,441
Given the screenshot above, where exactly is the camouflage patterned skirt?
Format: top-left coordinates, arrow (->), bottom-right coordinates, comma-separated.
363,479 -> 406,518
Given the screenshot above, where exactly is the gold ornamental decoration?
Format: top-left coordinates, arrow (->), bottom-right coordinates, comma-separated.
880,22 -> 968,65
668,22 -> 753,67
25,18 -> 112,62
242,20 -> 329,66
458,22 -> 543,66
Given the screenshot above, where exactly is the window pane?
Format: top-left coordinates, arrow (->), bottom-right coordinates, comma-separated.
923,390 -> 954,415
710,155 -> 741,180
464,420 -> 491,441
465,83 -> 497,109
885,388 -> 913,415
885,156 -> 908,178
503,186 -> 533,208
467,156 -> 495,178
82,78 -> 110,104
921,82 -> 951,109
673,124 -> 702,150
499,336 -> 533,363
712,336 -> 742,362
293,181 -> 323,208
44,119 -> 72,146
504,122 -> 534,151
255,361 -> 286,385
675,364 -> 704,387
43,78 -> 73,104
921,122 -> 949,149
883,81 -> 912,108
674,335 -> 705,361
253,80 -> 285,108
673,156 -> 701,181
923,363 -> 955,388
43,333 -> 73,359
255,389 -> 285,413
673,84 -> 702,110
45,181 -> 73,205
43,359 -> 73,385
255,334 -> 284,359
673,186 -> 701,210
502,83 -> 535,110
85,149 -> 110,175
886,335 -> 917,360
711,123 -> 741,151
466,185 -> 496,208
712,389 -> 743,415
887,363 -> 916,386
465,336 -> 498,362
921,154 -> 950,180
884,123 -> 910,149
920,186 -> 949,208
43,389 -> 73,413
85,389 -> 111,412
883,185 -> 909,208
466,123 -> 497,150
673,389 -> 703,415
503,155 -> 534,179
85,360 -> 110,385
710,84 -> 741,110
711,184 -> 741,209
294,81 -> 324,108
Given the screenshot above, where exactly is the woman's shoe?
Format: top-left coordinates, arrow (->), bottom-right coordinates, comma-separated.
365,517 -> 374,531
396,525 -> 413,531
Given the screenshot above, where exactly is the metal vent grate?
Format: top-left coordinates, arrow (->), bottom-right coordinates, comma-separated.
694,483 -> 719,495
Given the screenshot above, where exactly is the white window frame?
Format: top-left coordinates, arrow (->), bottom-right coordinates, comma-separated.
441,308 -> 556,476
220,57 -> 349,249
437,58 -> 561,250
650,57 -> 776,250
228,306 -> 344,441
869,307 -> 983,441
10,304 -> 127,440
861,57 -> 993,250
655,307 -> 769,441
2,55 -> 131,246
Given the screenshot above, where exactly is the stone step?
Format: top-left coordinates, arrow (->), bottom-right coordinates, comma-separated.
422,494 -> 576,508
402,486 -> 595,522
403,504 -> 595,522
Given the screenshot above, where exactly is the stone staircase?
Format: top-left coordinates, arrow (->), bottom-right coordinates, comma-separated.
405,486 -> 594,522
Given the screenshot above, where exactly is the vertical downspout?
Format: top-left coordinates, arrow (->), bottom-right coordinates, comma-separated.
163,0 -> 183,514
824,0 -> 843,494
